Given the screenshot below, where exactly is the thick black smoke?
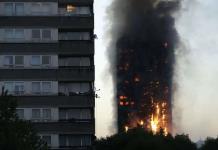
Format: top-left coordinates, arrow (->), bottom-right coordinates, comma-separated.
107,0 -> 180,132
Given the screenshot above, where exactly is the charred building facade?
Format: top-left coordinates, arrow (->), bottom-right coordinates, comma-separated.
0,0 -> 95,149
113,0 -> 179,133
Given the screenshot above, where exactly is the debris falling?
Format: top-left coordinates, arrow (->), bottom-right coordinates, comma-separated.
108,0 -> 180,134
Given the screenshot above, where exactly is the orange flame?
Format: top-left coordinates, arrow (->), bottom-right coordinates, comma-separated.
150,102 -> 168,135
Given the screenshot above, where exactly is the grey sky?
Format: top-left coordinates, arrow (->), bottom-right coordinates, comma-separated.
174,0 -> 218,141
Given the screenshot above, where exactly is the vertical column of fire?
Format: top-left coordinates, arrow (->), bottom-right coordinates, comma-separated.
113,0 -> 180,134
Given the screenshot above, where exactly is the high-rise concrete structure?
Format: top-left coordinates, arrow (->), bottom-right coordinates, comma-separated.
0,0 -> 95,149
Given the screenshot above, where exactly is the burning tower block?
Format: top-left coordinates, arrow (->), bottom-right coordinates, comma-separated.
113,0 -> 180,134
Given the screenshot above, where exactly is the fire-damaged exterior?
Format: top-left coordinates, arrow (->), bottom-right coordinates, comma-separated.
112,0 -> 180,133
0,0 -> 95,149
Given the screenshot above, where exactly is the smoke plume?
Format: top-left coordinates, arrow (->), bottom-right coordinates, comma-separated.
174,0 -> 218,141
107,0 -> 180,132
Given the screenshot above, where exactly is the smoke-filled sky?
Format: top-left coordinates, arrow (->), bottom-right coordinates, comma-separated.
174,0 -> 218,141
95,0 -> 218,141
94,0 -> 116,138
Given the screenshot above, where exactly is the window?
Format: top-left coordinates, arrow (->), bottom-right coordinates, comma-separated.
32,82 -> 40,94
67,57 -> 80,66
14,82 -> 24,95
4,3 -> 24,15
82,32 -> 90,40
59,109 -> 91,120
32,29 -> 52,40
31,55 -> 52,67
59,32 -> 90,40
4,29 -> 14,39
32,29 -> 40,39
59,135 -> 91,147
3,82 -> 25,95
42,29 -> 51,39
41,3 -> 51,13
3,56 -> 24,67
31,3 -> 41,14
80,83 -> 90,93
81,136 -> 91,146
4,29 -> 24,40
59,135 -> 67,147
80,57 -> 91,66
4,82 -> 13,94
79,7 -> 91,15
31,2 -> 51,15
32,108 -> 52,121
71,83 -> 90,93
4,3 -> 13,15
4,56 -> 13,66
42,135 -> 51,146
16,109 -> 24,119
15,56 -> 24,66
59,82 -> 90,95
32,82 -> 52,94
81,109 -> 91,119
31,56 -> 40,66
59,57 -> 91,67
42,109 -> 51,120
64,6 -> 90,15
42,82 -> 51,94
14,29 -> 24,39
15,3 -> 24,15
42,56 -> 51,66
32,109 -> 41,119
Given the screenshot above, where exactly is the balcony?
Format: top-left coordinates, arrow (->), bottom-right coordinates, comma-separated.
0,41 -> 94,55
17,95 -> 94,108
0,16 -> 94,29
0,67 -> 94,81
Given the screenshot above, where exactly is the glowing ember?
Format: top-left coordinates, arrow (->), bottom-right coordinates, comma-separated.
140,120 -> 144,126
134,77 -> 140,82
120,101 -> 124,106
124,126 -> 129,132
119,95 -> 127,100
